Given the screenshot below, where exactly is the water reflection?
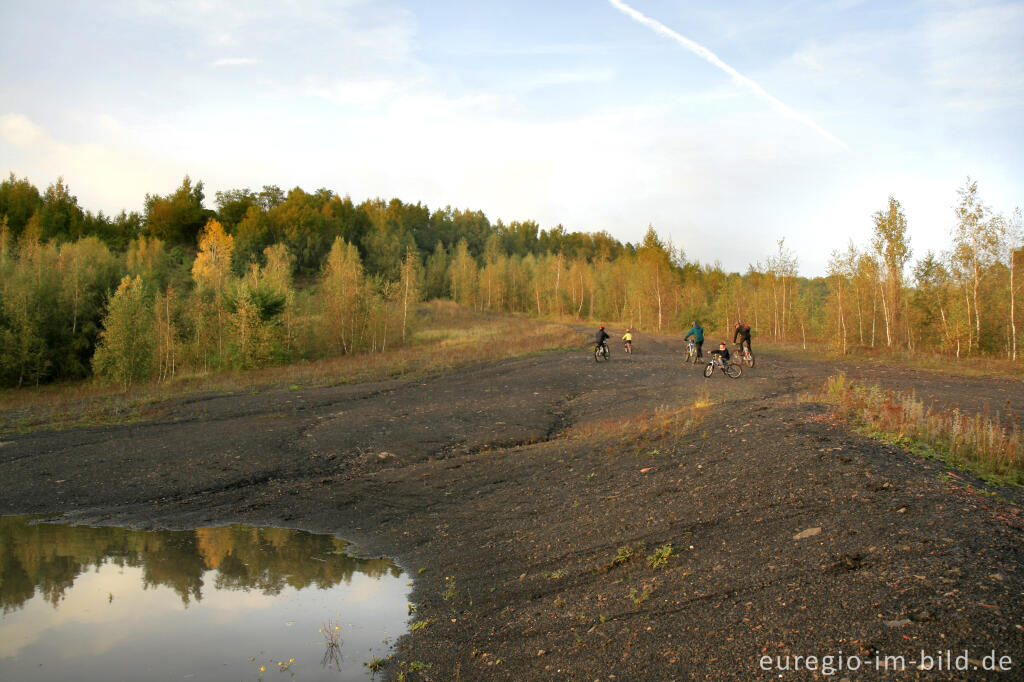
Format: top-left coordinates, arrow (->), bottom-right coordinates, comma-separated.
0,516 -> 409,681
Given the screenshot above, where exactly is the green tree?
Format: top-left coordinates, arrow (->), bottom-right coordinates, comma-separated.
424,241 -> 449,300
0,230 -> 59,386
93,275 -> 155,390
37,177 -> 85,241
0,173 -> 42,238
55,237 -> 122,377
145,176 -> 211,244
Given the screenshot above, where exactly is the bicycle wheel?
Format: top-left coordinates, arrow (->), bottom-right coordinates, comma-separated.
703,362 -> 714,378
603,345 -> 610,361
725,363 -> 742,378
594,346 -> 602,362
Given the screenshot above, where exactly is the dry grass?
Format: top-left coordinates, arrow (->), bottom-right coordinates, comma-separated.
569,389 -> 712,445
0,301 -> 585,433
818,372 -> 1023,486
767,339 -> 1024,380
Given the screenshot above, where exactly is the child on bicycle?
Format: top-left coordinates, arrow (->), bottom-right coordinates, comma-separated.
595,325 -> 610,351
622,328 -> 633,352
710,341 -> 730,366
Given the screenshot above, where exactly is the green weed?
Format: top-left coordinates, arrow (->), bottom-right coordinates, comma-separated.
647,543 -> 673,569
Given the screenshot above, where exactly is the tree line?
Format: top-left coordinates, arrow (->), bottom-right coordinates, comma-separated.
0,516 -> 399,610
0,172 -> 1020,388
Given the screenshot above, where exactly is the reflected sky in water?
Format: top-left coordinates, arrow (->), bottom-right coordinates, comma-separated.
0,516 -> 409,681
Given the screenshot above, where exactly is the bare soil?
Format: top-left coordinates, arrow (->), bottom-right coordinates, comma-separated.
1,331 -> 1021,680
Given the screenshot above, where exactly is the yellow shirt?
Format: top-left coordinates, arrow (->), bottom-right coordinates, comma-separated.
622,333 -> 633,341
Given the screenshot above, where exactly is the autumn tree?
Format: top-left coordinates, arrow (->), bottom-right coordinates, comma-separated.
398,246 -> 422,342
192,218 -> 235,360
1001,208 -> 1023,360
871,196 -> 912,347
637,226 -> 675,331
320,238 -> 367,354
950,178 -> 1002,353
448,238 -> 478,308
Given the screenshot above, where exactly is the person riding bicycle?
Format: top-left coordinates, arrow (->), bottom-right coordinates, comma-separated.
710,340 -> 730,365
684,321 -> 704,359
622,328 -> 633,349
595,325 -> 610,351
733,321 -> 752,351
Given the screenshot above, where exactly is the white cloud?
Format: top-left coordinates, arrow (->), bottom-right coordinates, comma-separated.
925,2 -> 1024,111
0,112 -> 182,214
211,57 -> 260,67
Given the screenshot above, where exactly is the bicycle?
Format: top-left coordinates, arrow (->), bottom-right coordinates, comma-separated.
736,342 -> 755,368
623,339 -> 633,356
703,354 -> 741,378
594,342 -> 610,362
685,339 -> 699,364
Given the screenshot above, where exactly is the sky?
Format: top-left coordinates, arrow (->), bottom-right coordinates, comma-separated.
1,0 -> 1021,275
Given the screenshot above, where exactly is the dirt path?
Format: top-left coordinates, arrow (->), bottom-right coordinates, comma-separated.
1,332 -> 1021,680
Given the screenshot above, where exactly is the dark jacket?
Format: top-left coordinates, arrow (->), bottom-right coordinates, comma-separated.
711,347 -> 730,361
684,324 -> 704,343
733,325 -> 751,344
596,329 -> 610,345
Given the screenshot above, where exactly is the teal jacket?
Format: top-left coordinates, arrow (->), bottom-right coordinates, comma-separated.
684,325 -> 704,342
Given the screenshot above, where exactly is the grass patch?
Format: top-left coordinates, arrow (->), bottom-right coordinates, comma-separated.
0,301 -> 585,434
818,372 -> 1023,486
569,393 -> 712,445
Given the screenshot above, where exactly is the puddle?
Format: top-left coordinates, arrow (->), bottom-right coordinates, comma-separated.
0,516 -> 409,681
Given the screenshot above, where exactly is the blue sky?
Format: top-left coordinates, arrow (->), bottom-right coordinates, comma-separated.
1,0 -> 1021,274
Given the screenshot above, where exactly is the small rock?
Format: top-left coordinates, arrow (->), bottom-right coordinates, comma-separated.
640,467 -> 652,473
538,650 -> 546,657
793,527 -> 822,540
884,618 -> 912,628
896,507 -> 907,514
909,609 -> 932,623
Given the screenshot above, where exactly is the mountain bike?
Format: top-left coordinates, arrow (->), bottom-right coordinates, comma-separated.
703,354 -> 741,378
594,342 -> 610,362
685,339 -> 698,363
736,342 -> 755,368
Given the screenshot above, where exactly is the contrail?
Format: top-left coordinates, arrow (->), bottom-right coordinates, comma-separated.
608,0 -> 849,151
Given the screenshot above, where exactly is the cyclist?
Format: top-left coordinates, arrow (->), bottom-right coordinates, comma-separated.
595,325 -> 610,353
622,328 -> 633,352
733,321 -> 752,352
710,340 -> 731,366
684,321 -> 704,359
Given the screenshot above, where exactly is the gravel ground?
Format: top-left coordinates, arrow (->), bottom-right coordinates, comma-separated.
1,332 -> 1021,680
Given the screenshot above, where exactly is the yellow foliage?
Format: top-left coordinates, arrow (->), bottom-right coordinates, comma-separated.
191,218 -> 234,291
